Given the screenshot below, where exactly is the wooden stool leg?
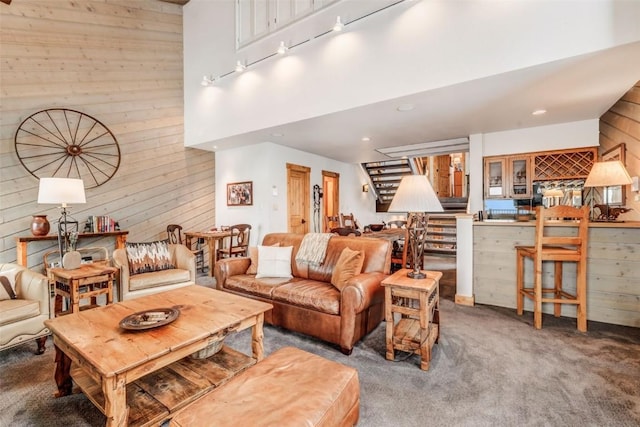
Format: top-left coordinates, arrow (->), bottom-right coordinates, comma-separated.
554,261 -> 563,318
534,257 -> 543,329
576,260 -> 587,332
516,250 -> 524,315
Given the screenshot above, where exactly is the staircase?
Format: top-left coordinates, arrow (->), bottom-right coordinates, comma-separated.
425,214 -> 457,257
362,159 -> 414,212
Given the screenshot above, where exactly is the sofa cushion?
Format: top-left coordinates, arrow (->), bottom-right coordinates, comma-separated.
126,241 -> 175,275
247,243 -> 280,275
0,299 -> 40,326
272,279 -> 340,315
330,247 -> 365,291
225,275 -> 291,299
129,268 -> 191,291
0,275 -> 17,300
256,246 -> 293,279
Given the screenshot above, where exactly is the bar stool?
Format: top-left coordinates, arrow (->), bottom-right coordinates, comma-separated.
515,205 -> 590,331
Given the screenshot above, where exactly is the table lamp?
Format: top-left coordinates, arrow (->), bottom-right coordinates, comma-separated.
388,175 -> 444,279
37,177 -> 86,257
584,160 -> 632,221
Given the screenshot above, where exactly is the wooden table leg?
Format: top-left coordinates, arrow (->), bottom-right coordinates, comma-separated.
384,287 -> 394,362
251,313 -> 265,361
53,345 -> 73,397
207,238 -> 216,277
103,375 -> 128,427
16,241 -> 27,267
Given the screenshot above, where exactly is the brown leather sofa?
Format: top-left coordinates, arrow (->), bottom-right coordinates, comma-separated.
214,232 -> 391,354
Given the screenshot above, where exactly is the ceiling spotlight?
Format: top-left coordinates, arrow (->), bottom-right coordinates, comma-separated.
532,109 -> 547,116
201,75 -> 215,86
396,103 -> 415,112
333,16 -> 344,32
277,41 -> 288,55
235,60 -> 246,73
361,137 -> 371,142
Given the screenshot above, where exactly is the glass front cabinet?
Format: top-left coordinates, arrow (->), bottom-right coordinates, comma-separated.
484,155 -> 532,199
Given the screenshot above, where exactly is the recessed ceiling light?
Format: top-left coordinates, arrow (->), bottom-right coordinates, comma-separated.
532,109 -> 547,116
397,104 -> 414,112
361,136 -> 371,142
271,132 -> 284,137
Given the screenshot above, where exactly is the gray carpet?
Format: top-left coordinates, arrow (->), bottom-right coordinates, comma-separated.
1,291 -> 639,426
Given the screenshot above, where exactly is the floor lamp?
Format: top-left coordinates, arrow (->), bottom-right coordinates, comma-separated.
37,178 -> 86,261
388,175 -> 444,279
584,160 -> 632,221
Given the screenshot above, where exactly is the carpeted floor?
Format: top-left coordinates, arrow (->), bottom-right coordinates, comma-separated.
1,285 -> 639,426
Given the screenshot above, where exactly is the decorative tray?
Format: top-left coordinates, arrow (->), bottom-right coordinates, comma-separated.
119,307 -> 180,330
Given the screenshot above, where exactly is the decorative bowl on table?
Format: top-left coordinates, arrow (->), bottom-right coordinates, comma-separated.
119,307 -> 180,330
369,224 -> 385,232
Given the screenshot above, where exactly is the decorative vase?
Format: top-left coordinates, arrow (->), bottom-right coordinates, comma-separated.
31,215 -> 50,236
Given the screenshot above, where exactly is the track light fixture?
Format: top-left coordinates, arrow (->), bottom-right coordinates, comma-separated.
277,41 -> 288,54
201,75 -> 215,86
200,0 -> 416,86
333,16 -> 344,32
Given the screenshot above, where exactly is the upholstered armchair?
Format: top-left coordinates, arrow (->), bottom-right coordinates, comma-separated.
0,263 -> 50,354
113,242 -> 196,300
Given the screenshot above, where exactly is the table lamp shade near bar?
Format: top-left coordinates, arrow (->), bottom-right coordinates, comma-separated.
388,175 -> 444,213
584,161 -> 632,187
37,178 -> 86,206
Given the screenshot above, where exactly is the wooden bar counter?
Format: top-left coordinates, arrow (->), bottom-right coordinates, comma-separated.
473,220 -> 640,328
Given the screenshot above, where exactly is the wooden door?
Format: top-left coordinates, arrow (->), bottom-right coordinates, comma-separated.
322,171 -> 339,232
436,155 -> 451,197
287,163 -> 310,234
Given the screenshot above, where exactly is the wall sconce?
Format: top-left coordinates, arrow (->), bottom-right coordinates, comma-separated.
362,184 -> 369,193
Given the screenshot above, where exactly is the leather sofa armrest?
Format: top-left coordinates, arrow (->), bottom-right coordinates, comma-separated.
341,272 -> 386,315
214,258 -> 251,291
16,268 -> 50,318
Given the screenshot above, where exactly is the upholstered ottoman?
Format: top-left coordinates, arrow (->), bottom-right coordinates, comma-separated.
171,346 -> 360,427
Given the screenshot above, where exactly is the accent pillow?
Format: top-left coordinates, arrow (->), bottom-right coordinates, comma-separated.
247,243 -> 280,275
125,241 -> 175,275
0,274 -> 17,300
331,247 -> 365,291
255,246 -> 293,279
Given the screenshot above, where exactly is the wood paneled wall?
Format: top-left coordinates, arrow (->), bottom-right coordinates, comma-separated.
600,81 -> 640,221
0,0 -> 215,271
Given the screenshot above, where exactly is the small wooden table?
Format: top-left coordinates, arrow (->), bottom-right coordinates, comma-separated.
184,230 -> 232,277
50,263 -> 117,316
381,268 -> 442,371
45,285 -> 273,426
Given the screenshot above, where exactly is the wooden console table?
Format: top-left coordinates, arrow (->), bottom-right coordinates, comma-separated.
15,231 -> 128,267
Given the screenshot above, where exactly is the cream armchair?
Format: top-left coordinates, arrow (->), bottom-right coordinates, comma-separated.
0,263 -> 50,354
113,243 -> 196,300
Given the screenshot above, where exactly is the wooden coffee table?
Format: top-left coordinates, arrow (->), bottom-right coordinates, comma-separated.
44,285 -> 273,427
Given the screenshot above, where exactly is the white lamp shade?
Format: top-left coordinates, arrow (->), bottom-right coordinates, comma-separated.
388,175 -> 444,213
584,160 -> 632,187
37,178 -> 86,206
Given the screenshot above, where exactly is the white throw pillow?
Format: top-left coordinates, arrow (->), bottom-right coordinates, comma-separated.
256,245 -> 293,279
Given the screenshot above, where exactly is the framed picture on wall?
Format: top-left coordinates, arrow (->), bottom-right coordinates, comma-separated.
227,181 -> 253,206
601,143 -> 626,205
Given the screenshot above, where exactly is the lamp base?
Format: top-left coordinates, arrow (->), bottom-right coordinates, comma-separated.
407,270 -> 426,279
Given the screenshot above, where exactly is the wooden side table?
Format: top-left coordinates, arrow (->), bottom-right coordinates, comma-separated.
381,268 -> 442,371
50,263 -> 117,316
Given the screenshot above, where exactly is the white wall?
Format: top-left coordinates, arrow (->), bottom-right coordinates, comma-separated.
184,0 -> 640,148
215,142 -> 376,243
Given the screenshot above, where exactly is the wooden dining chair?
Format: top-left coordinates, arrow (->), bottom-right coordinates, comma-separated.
217,224 -> 251,259
326,215 -> 341,232
340,213 -> 358,229
167,224 -> 205,273
515,205 -> 590,331
390,228 -> 409,272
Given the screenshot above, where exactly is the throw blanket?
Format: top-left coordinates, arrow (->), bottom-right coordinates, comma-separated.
295,233 -> 333,266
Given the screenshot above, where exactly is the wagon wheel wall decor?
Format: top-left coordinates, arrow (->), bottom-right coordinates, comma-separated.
15,108 -> 121,188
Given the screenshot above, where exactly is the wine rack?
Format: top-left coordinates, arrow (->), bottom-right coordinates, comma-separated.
533,147 -> 597,181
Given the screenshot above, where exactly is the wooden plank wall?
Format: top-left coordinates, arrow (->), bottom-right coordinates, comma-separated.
473,223 -> 640,328
0,0 -> 216,272
600,80 -> 640,221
